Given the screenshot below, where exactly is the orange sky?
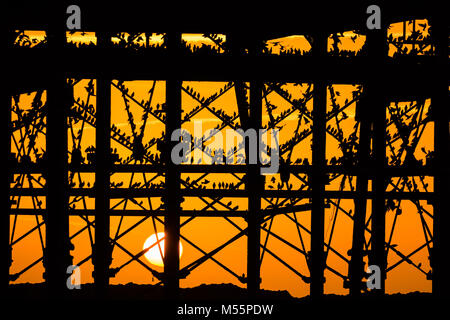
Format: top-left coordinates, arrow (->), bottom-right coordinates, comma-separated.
9,21 -> 437,297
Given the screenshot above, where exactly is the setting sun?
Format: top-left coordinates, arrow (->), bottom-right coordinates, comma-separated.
143,232 -> 183,267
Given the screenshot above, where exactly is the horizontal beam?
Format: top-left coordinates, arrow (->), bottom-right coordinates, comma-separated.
10,204 -> 313,217
10,188 -> 436,200
10,164 -> 438,176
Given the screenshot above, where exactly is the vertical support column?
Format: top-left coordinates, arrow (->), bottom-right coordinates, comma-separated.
164,32 -> 182,298
431,15 -> 450,297
247,79 -> 263,295
349,94 -> 371,295
45,20 -> 72,296
228,33 -> 263,294
310,32 -> 327,297
94,32 -> 112,294
368,29 -> 388,295
1,28 -> 11,293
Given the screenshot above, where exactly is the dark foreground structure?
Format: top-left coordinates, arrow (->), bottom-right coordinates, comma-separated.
2,1 -> 449,305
